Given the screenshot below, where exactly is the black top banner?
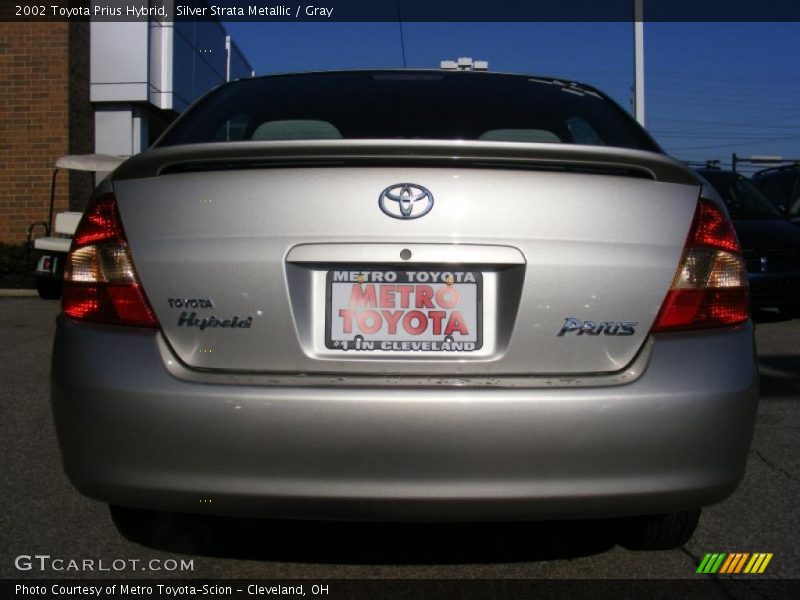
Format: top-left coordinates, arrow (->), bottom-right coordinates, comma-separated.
3,0 -> 800,22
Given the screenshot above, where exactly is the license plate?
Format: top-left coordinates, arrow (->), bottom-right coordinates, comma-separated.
325,269 -> 482,352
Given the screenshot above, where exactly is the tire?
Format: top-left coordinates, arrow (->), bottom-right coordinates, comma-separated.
618,509 -> 701,551
36,276 -> 61,300
108,505 -> 161,545
109,505 -> 202,552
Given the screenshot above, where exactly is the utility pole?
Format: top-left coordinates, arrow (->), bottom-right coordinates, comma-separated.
633,0 -> 645,127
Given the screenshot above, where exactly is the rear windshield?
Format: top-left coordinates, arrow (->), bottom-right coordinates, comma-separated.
699,170 -> 783,219
157,71 -> 658,152
753,169 -> 799,205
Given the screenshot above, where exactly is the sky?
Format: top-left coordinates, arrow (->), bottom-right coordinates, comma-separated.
223,21 -> 800,175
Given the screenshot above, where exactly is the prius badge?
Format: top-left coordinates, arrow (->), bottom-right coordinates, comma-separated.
379,184 -> 434,219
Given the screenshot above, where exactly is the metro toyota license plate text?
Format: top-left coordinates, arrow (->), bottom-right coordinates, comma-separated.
326,270 -> 483,352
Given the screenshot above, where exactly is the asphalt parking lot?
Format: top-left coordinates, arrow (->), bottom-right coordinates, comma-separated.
1,297 -> 798,584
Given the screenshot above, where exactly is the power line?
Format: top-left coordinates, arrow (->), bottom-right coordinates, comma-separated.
396,1 -> 407,68
652,121 -> 800,129
667,133 -> 800,152
649,69 -> 800,85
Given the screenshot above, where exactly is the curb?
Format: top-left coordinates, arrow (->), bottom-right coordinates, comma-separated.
0,289 -> 38,297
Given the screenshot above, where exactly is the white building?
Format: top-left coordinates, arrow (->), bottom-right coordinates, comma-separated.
90,15 -> 253,157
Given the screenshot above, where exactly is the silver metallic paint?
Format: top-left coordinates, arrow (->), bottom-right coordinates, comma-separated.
114,164 -> 700,374
51,318 -> 758,520
53,138 -> 758,521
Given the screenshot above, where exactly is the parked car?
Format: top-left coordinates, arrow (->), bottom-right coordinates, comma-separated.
751,164 -> 800,224
695,168 -> 800,316
51,70 -> 758,550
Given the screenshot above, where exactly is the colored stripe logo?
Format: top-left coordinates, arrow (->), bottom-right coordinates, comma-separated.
697,553 -> 773,574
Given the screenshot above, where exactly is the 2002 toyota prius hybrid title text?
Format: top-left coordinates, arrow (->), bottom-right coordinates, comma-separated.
51,70 -> 758,550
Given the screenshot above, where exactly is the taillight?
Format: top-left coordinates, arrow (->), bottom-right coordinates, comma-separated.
62,194 -> 159,328
652,199 -> 749,332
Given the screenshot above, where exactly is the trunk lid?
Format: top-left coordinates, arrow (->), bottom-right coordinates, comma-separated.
113,141 -> 701,376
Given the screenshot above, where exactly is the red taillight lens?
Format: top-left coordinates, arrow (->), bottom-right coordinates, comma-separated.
72,195 -> 124,247
652,200 -> 749,332
689,200 -> 740,253
62,193 -> 159,328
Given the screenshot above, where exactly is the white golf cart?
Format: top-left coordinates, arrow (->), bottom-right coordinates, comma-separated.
27,154 -> 124,299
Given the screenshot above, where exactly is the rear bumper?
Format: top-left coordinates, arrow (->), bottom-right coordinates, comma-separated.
51,317 -> 759,521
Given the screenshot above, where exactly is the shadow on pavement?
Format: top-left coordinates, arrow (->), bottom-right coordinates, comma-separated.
757,355 -> 800,398
110,507 -> 619,564
750,308 -> 799,399
751,308 -> 793,324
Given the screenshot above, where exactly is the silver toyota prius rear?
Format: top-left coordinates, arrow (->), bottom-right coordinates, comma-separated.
51,70 -> 758,550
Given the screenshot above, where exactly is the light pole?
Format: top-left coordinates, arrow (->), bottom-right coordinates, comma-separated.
634,0 -> 645,127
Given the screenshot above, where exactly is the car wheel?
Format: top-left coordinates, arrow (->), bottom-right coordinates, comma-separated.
618,509 -> 701,550
36,277 -> 61,300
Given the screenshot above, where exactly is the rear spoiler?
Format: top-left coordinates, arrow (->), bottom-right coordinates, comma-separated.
114,140 -> 700,186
